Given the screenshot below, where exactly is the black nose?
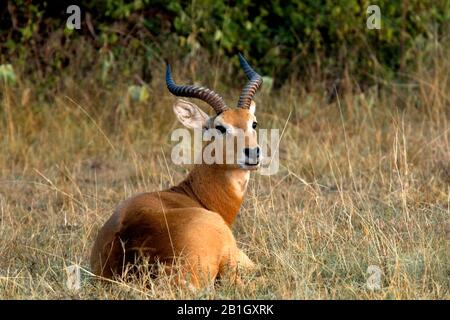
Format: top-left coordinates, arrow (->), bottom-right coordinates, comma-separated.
244,147 -> 260,159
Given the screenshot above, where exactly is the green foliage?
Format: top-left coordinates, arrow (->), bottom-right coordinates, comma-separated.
165,0 -> 449,82
128,85 -> 150,102
1,0 -> 449,86
0,64 -> 17,85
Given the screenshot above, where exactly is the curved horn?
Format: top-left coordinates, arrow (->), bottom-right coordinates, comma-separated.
166,64 -> 229,114
237,53 -> 263,109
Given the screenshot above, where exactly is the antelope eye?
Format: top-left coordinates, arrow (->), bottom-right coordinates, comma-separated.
215,125 -> 227,134
252,121 -> 258,129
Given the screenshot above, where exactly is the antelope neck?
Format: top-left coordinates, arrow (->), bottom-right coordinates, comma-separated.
173,165 -> 250,225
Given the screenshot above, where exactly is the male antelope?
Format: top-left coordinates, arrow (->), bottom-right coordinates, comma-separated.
90,54 -> 263,287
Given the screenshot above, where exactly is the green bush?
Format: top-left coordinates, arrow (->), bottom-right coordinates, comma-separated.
0,0 -> 448,86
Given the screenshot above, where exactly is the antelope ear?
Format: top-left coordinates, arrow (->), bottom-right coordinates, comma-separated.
173,99 -> 209,129
249,100 -> 256,115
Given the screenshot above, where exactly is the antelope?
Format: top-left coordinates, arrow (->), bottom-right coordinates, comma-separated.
90,54 -> 263,288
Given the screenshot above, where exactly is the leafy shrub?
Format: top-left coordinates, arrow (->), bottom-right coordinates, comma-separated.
0,0 -> 448,87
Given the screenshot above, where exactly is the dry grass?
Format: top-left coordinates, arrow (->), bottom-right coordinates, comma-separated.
0,46 -> 449,299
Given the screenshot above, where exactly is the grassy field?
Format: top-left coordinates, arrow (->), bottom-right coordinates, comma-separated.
0,45 -> 449,299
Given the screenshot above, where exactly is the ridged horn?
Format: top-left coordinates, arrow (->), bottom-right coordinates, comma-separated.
237,53 -> 263,109
166,64 -> 229,114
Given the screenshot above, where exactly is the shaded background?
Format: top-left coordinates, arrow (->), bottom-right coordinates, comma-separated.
1,0 -> 449,89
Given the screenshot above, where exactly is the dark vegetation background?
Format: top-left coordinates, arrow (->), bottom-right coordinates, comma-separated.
1,0 -> 449,89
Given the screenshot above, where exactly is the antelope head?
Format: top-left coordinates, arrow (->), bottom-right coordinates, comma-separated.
166,54 -> 263,170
